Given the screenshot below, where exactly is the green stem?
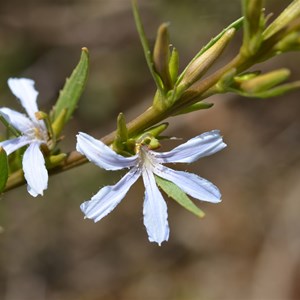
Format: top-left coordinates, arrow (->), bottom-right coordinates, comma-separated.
3,28 -> 289,192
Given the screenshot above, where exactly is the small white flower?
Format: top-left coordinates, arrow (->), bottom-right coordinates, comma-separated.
77,130 -> 226,245
0,78 -> 49,197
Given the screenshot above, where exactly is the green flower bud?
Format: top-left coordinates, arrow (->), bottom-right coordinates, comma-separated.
153,23 -> 172,90
113,112 -> 129,153
263,0 -> 300,40
178,28 -> 236,91
241,0 -> 264,56
243,0 -> 263,37
240,69 -> 290,93
250,80 -> 300,98
273,31 -> 300,53
46,153 -> 67,168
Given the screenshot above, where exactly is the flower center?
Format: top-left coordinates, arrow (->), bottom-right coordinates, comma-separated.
25,123 -> 48,143
139,146 -> 158,172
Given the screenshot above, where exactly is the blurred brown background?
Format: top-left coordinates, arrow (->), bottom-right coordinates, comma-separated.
0,0 -> 300,299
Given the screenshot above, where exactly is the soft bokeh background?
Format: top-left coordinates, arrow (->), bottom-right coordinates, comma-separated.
0,0 -> 300,299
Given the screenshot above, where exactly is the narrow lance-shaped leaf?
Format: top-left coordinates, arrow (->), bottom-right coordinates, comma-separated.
173,102 -> 213,116
155,175 -> 205,218
51,47 -> 89,125
0,147 -> 8,193
131,0 -> 164,92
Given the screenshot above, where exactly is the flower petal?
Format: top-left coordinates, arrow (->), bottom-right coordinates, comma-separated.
76,132 -> 138,170
152,130 -> 226,163
80,167 -> 141,222
0,136 -> 31,155
153,165 -> 221,203
0,107 -> 34,133
22,142 -> 48,197
142,169 -> 169,245
8,78 -> 39,122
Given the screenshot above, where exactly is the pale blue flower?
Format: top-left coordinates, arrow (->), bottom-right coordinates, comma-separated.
76,130 -> 226,245
0,78 -> 48,197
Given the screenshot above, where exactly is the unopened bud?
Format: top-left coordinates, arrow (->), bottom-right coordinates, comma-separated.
263,0 -> 300,40
46,153 -> 67,168
243,0 -> 263,36
240,69 -> 290,93
274,32 -> 300,52
116,112 -> 128,142
179,28 -> 236,90
113,112 -> 128,153
153,23 -> 172,90
242,0 -> 264,56
252,80 -> 300,98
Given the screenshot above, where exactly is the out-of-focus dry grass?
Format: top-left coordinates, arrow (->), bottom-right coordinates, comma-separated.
0,0 -> 300,299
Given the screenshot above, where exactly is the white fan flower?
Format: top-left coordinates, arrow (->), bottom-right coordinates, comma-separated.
0,78 -> 49,196
76,130 -> 226,245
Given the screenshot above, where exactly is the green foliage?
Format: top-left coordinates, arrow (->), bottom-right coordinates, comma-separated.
132,0 -> 163,92
51,47 -> 89,127
155,175 -> 205,218
173,102 -> 213,116
0,147 -> 8,193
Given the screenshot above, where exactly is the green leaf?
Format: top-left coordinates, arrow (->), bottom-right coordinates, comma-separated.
51,47 -> 89,124
0,147 -> 8,193
155,175 -> 205,218
131,0 -> 164,92
173,102 -> 213,116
